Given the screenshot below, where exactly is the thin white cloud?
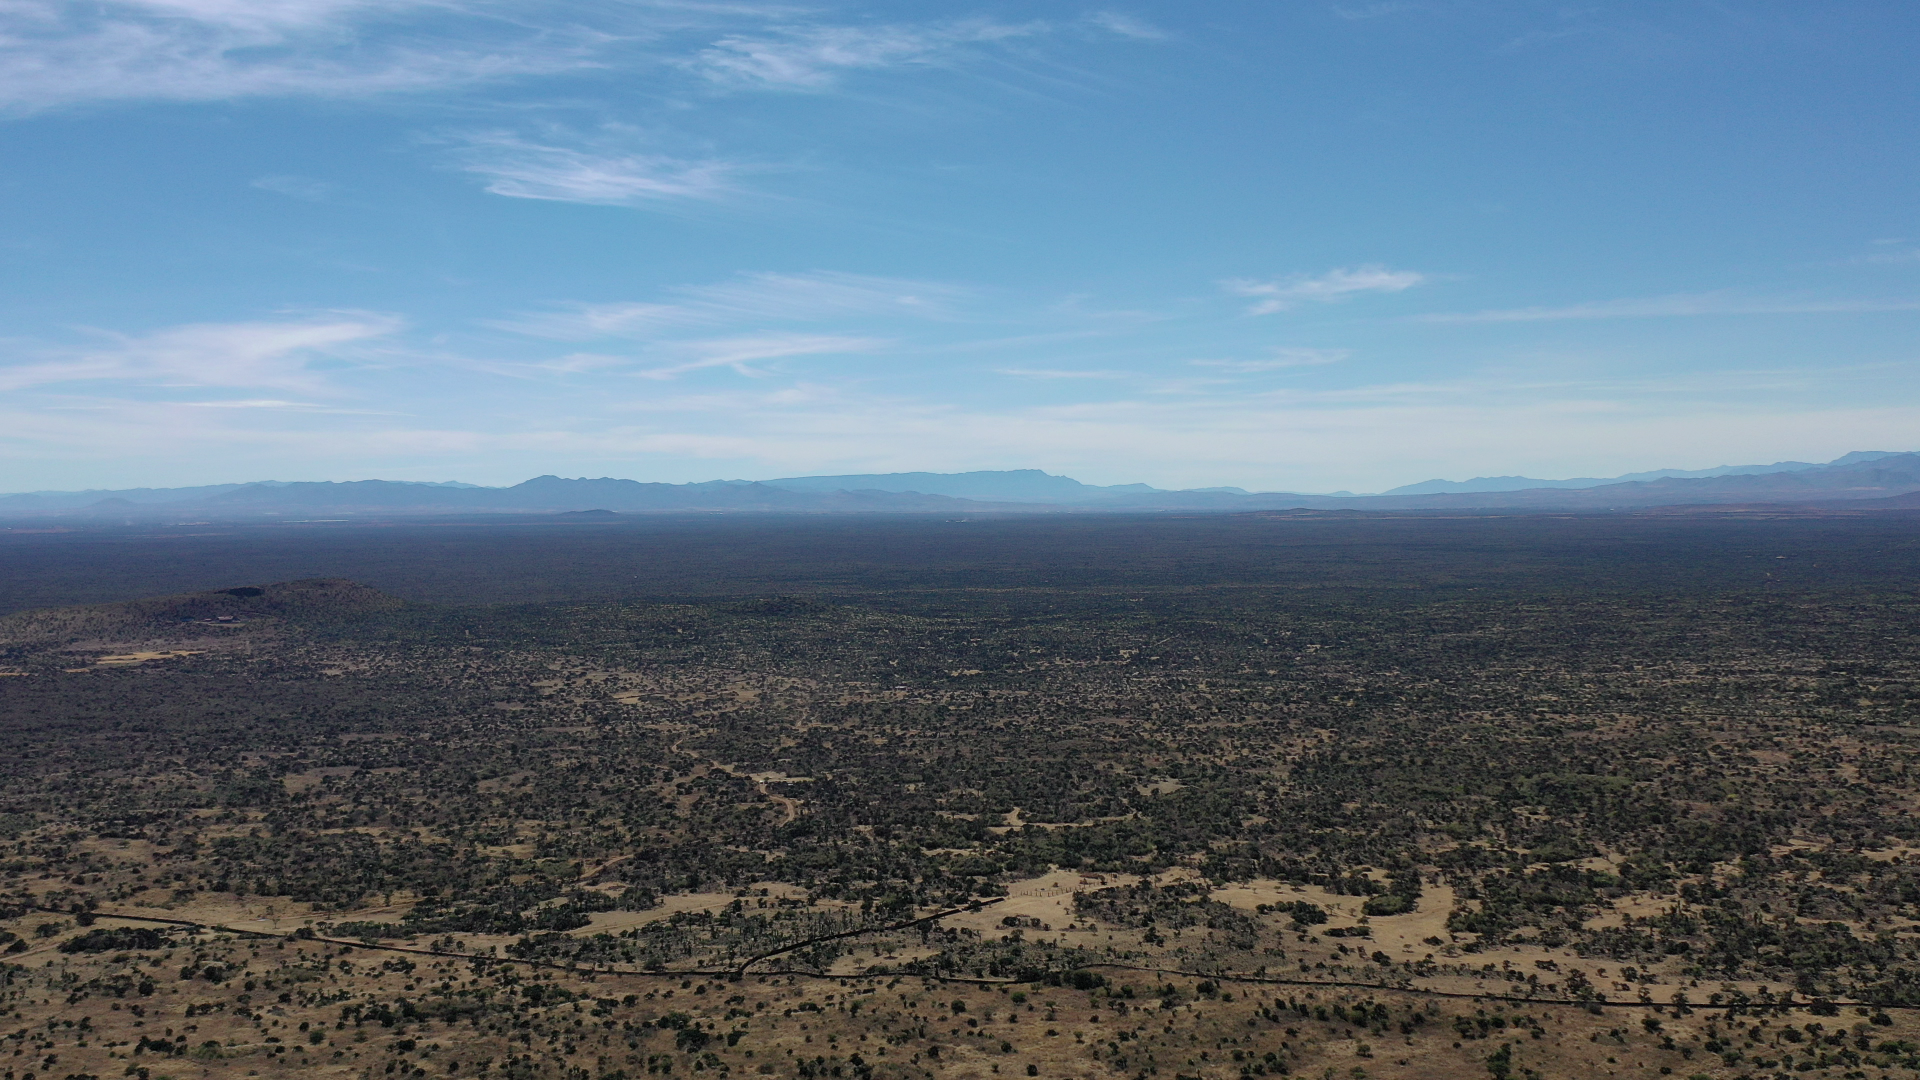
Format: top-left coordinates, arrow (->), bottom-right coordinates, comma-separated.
1189,348 -> 1350,372
996,367 -> 1129,379
1421,292 -> 1920,323
538,353 -> 634,375
678,271 -> 966,321
1858,248 -> 1920,266
112,0 -> 386,32
180,398 -> 393,413
499,302 -> 693,341
251,174 -> 335,201
1085,11 -> 1166,40
0,1 -> 1161,112
450,130 -> 736,206
494,271 -> 969,340
1224,265 -> 1426,315
637,333 -> 883,379
688,19 -> 1047,90
0,314 -> 400,392
1332,2 -> 1428,20
0,0 -> 601,111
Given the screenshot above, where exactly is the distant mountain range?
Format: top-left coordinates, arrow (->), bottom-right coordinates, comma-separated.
761,469 -> 1188,503
3,451 -> 1916,520
1378,450 -> 1904,495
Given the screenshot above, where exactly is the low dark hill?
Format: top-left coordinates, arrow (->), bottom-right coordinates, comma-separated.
1853,489 -> 1920,509
0,578 -> 402,649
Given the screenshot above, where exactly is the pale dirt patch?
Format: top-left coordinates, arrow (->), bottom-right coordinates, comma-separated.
945,872 -> 1095,937
1419,939 -> 1626,1000
987,807 -> 1132,835
1584,891 -> 1677,929
57,629 -> 260,660
152,892 -> 346,933
1197,877 -> 1461,962
873,944 -> 942,966
825,948 -> 906,976
93,649 -> 206,665
1149,865 -> 1208,886
568,882 -> 814,935
985,808 -> 1024,834
942,870 -> 1156,948
1206,878 -> 1373,923
1361,885 -> 1459,953
72,836 -> 159,863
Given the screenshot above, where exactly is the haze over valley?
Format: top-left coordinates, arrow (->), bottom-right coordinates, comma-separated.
5,4 -> 1918,1080
7,450 -> 1920,520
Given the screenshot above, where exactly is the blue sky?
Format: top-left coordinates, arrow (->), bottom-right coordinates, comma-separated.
2,0 -> 1916,493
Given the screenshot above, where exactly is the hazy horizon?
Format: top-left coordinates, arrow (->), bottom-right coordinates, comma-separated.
5,448 -> 1912,502
3,2 -> 1916,492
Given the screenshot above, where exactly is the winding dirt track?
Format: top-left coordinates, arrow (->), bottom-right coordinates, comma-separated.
21,902 -> 1878,1013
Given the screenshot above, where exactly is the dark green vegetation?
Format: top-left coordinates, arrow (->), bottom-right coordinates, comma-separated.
3,512 -> 1920,1078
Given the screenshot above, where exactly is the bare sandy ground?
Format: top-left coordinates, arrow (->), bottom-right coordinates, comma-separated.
569,882 -> 817,935
94,648 -> 205,664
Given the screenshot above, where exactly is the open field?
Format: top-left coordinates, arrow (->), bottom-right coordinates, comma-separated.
2,513 -> 1919,1079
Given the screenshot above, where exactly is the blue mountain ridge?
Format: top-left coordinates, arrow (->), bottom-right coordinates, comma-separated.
1,452 -> 1913,518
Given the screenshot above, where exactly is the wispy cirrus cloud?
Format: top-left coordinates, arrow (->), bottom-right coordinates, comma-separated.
251,174 -> 336,201
498,303 -> 692,341
1420,292 -> 1920,323
687,19 -> 1048,90
1084,11 -> 1166,40
178,398 -> 392,413
995,367 -> 1129,379
494,271 -> 969,340
0,0 -> 604,112
1332,2 -> 1429,20
1855,245 -> 1920,266
1189,348 -> 1350,372
637,333 -> 883,379
0,2 -> 1163,113
448,129 -> 737,206
678,271 -> 967,321
1224,265 -> 1426,315
0,314 -> 400,392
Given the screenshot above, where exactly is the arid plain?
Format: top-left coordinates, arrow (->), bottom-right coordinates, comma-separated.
3,513 -> 1919,1080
